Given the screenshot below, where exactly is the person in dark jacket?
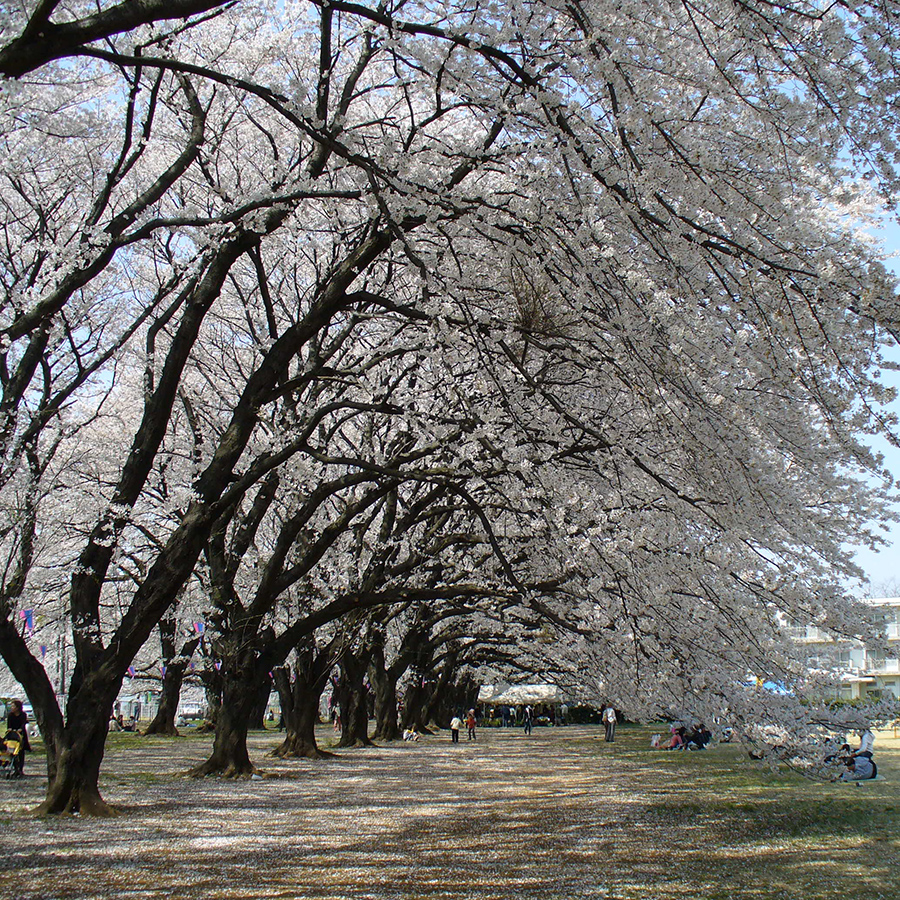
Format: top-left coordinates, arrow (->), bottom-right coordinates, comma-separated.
5,699 -> 31,774
686,724 -> 712,750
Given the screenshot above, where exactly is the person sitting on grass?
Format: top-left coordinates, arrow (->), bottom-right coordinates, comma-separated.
839,754 -> 875,781
686,724 -> 712,750
852,727 -> 875,760
655,726 -> 686,750
823,738 -> 851,764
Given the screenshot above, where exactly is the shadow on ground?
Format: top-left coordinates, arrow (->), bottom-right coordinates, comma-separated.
1,725 -> 898,899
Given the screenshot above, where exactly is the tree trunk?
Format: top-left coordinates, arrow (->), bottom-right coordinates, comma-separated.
0,615 -> 65,781
397,628 -> 438,733
421,652 -> 458,729
270,670 -> 331,759
339,685 -> 372,747
143,669 -> 182,736
441,670 -> 480,723
248,671 -> 272,730
35,688 -> 120,816
188,656 -> 262,777
38,732 -> 114,815
335,651 -> 373,748
370,663 -> 401,741
144,627 -> 200,736
400,676 -> 429,732
195,657 -> 224,733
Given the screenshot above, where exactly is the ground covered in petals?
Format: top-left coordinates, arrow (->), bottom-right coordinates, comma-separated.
1,725 -> 898,899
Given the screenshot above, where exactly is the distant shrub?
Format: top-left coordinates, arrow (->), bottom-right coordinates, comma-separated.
565,705 -> 601,724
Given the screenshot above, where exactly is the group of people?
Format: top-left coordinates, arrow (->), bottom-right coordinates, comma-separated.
829,728 -> 877,782
447,705 -> 714,749
449,710 -> 478,742
108,712 -> 139,733
650,723 -> 712,751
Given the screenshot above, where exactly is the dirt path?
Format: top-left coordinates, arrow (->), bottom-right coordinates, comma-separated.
1,725 -> 898,899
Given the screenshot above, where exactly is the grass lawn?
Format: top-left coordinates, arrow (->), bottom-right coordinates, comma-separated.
0,723 -> 898,899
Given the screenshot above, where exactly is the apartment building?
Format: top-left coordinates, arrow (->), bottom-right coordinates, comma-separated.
785,597 -> 900,701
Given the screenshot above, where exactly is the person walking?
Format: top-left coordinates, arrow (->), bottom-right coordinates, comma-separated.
466,709 -> 477,741
450,714 -> 462,743
603,705 -> 617,742
523,704 -> 533,735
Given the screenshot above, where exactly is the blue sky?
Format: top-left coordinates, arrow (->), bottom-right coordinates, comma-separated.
850,220 -> 900,595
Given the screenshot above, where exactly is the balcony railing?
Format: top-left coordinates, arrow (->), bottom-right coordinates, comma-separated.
867,659 -> 900,675
785,622 -> 900,642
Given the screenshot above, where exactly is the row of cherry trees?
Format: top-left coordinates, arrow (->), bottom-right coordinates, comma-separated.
1,0 -> 900,814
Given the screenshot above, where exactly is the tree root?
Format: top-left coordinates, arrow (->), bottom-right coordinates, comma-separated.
141,724 -> 180,737
335,736 -> 376,749
186,760 -> 262,778
33,790 -> 121,818
268,742 -> 336,760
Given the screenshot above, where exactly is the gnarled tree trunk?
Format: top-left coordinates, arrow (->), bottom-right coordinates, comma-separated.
370,664 -> 401,741
35,681 -> 121,817
334,649 -> 373,748
421,649 -> 460,730
38,726 -> 114,816
400,676 -> 430,733
189,651 -> 265,777
248,671 -> 273,731
194,659 -> 223,733
269,661 -> 333,759
144,620 -> 200,736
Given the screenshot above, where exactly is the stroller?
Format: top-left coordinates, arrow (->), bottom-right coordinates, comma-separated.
0,730 -> 25,778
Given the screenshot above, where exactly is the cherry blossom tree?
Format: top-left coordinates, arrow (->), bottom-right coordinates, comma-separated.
0,0 -> 899,814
